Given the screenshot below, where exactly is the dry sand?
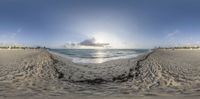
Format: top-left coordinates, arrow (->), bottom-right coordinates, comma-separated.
0,49 -> 200,99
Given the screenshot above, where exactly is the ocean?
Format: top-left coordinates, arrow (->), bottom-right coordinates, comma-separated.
49,49 -> 149,63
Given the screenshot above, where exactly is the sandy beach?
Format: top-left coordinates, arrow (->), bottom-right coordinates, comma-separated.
0,49 -> 200,99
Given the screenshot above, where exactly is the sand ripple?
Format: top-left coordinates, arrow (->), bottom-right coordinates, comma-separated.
1,49 -> 200,97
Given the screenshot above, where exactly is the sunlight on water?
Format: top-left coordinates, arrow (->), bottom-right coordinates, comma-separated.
49,49 -> 149,63
94,51 -> 105,63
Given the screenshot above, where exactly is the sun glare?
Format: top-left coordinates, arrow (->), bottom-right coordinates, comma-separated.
88,32 -> 132,49
91,32 -> 122,48
93,33 -> 107,43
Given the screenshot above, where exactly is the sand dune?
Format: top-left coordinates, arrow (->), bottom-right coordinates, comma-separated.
0,49 -> 200,98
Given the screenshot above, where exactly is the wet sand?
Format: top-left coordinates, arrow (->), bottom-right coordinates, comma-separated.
0,49 -> 200,99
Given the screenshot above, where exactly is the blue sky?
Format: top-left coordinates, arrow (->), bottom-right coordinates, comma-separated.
0,0 -> 200,48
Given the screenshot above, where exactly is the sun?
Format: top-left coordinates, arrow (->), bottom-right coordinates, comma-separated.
92,33 -> 108,43
89,32 -> 130,49
91,32 -> 119,48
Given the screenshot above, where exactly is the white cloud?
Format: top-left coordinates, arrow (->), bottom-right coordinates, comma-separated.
79,37 -> 109,47
167,29 -> 179,38
64,37 -> 110,49
162,29 -> 180,47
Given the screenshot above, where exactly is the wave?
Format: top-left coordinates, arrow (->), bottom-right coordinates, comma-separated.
49,49 -> 149,63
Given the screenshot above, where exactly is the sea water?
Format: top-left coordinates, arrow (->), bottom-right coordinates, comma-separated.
49,49 -> 149,63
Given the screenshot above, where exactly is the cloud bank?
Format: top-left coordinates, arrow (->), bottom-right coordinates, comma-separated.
79,38 -> 109,47
64,38 -> 110,49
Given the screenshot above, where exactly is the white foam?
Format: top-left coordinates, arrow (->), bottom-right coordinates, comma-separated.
49,49 -> 148,63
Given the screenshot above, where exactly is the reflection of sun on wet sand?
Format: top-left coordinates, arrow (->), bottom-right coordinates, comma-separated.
1,48 -> 200,99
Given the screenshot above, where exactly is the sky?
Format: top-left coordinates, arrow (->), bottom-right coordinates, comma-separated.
0,0 -> 200,48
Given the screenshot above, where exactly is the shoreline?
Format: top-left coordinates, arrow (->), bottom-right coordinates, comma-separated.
48,49 -> 151,64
